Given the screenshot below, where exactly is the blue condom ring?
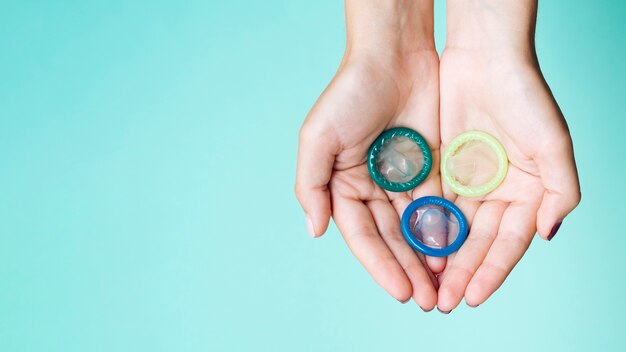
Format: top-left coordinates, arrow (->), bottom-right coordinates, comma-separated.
401,196 -> 469,257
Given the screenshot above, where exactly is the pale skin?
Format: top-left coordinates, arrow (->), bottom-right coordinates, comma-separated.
295,0 -> 581,313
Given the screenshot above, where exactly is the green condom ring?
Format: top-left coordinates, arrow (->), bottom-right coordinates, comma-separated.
367,127 -> 432,192
441,130 -> 508,198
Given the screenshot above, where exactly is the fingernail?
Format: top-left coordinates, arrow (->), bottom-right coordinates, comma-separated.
421,307 -> 433,312
548,221 -> 562,241
437,307 -> 451,315
467,303 -> 480,308
305,214 -> 316,238
398,298 -> 410,304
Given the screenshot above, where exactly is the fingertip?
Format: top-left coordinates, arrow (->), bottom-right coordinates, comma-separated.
536,191 -> 579,240
400,259 -> 437,310
308,211 -> 331,238
436,285 -> 460,312
305,214 -> 315,238
536,216 -> 555,240
464,296 -> 484,309
465,300 -> 480,308
426,256 -> 446,274
436,307 -> 451,315
414,287 -> 437,312
385,276 -> 413,303
296,186 -> 332,238
464,277 -> 492,307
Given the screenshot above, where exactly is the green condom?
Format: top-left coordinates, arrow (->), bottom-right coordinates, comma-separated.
367,127 -> 432,192
441,130 -> 508,197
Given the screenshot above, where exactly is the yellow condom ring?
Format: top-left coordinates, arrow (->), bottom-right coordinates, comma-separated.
441,131 -> 508,197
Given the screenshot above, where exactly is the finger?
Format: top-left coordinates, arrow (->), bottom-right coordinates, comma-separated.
451,197 -> 481,228
369,199 -> 438,310
416,251 -> 440,292
535,134 -> 581,240
295,123 -> 338,237
388,191 -> 441,295
332,195 -> 412,301
465,202 -> 538,306
388,192 -> 413,221
437,201 -> 507,311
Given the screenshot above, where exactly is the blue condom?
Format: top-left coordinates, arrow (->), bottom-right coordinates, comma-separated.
401,196 -> 469,257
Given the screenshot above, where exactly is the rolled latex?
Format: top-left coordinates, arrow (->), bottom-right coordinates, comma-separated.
401,196 -> 468,257
441,131 -> 508,197
368,127 -> 432,192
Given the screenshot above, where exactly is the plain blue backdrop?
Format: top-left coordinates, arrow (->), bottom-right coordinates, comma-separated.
1,1 -> 625,351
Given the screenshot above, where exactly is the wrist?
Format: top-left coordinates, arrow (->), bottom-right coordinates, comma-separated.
444,0 -> 537,56
344,0 -> 436,60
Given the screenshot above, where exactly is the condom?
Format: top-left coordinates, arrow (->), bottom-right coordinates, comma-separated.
401,196 -> 469,257
441,131 -> 508,197
367,127 -> 432,192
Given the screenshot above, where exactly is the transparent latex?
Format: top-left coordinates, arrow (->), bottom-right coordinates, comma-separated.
445,140 -> 499,187
376,136 -> 425,183
409,205 -> 460,249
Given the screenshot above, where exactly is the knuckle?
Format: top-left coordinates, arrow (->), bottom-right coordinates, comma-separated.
298,121 -> 317,143
573,189 -> 582,206
500,231 -> 532,252
562,188 -> 582,213
468,228 -> 496,243
294,183 -> 306,203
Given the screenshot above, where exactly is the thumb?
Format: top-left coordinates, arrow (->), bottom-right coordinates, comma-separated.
295,122 -> 337,238
535,134 -> 581,240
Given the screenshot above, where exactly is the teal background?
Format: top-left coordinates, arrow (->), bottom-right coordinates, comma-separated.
0,0 -> 624,351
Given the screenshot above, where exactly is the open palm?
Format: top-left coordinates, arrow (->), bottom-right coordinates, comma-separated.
436,49 -> 581,311
296,52 -> 443,309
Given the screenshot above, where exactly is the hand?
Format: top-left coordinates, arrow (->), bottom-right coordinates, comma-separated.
436,0 -> 581,311
295,0 -> 443,309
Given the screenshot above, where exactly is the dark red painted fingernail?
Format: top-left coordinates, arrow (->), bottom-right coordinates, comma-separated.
548,221 -> 562,241
437,307 -> 451,314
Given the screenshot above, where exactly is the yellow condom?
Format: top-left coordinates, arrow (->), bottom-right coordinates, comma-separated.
441,131 -> 508,197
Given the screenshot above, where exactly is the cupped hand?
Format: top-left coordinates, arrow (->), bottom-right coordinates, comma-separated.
436,48 -> 581,311
296,50 -> 443,309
